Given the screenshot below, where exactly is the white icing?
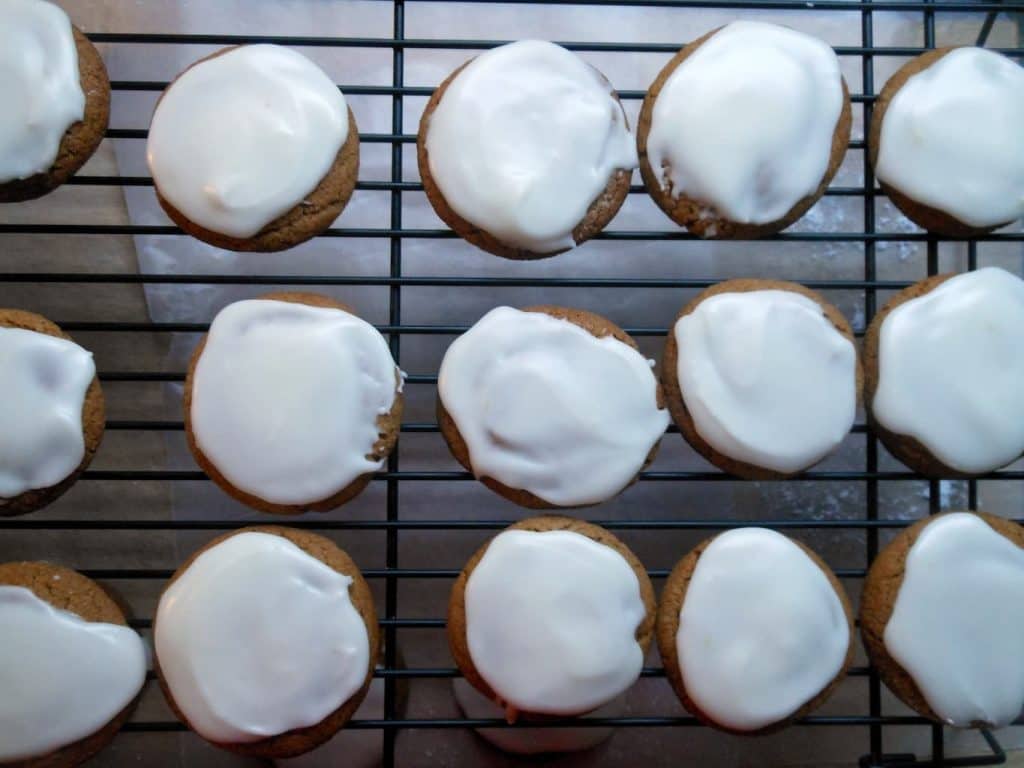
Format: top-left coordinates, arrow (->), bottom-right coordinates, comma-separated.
873,268 -> 1024,474
424,40 -> 637,253
875,48 -> 1024,228
437,307 -> 668,506
884,513 -> 1024,727
147,44 -> 349,239
0,585 -> 146,762
674,289 -> 857,474
154,531 -> 371,743
0,0 -> 85,184
190,299 -> 399,506
464,529 -> 646,716
646,21 -> 843,225
0,327 -> 95,498
452,679 -> 624,755
676,528 -> 849,731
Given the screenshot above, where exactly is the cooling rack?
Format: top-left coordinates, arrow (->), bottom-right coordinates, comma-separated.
1,1 -> 1022,766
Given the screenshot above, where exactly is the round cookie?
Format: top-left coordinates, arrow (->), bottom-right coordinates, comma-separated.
870,47 -> 1024,237
153,526 -> 380,759
864,268 -> 1024,477
0,310 -> 104,517
148,45 -> 359,252
657,528 -> 854,734
860,512 -> 1024,727
638,21 -> 852,238
417,40 -> 636,260
448,516 -> 656,722
183,292 -> 403,515
0,1 -> 110,203
662,279 -> 860,479
437,305 -> 668,509
0,561 -> 146,768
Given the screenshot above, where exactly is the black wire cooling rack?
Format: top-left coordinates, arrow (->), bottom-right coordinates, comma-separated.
1,1 -> 1023,766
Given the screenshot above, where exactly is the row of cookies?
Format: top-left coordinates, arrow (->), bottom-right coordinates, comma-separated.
4,510 -> 1022,765
3,265 -> 1021,517
6,2 -> 1024,250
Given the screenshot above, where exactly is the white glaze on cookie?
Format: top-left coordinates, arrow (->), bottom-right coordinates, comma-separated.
424,40 -> 637,253
190,299 -> 400,506
147,45 -> 349,239
646,21 -> 843,225
872,268 -> 1024,474
875,48 -> 1024,229
674,289 -> 857,474
154,531 -> 371,743
438,307 -> 668,506
0,327 -> 95,498
452,679 -> 624,755
884,513 -> 1024,727
676,528 -> 849,731
0,585 -> 146,761
0,0 -> 85,184
464,529 -> 646,715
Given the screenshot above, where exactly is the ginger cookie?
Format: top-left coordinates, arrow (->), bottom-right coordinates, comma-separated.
662,279 -> 860,479
657,528 -> 853,734
417,40 -> 636,260
448,516 -> 656,722
638,21 -> 851,238
437,305 -> 668,508
184,292 -> 402,514
0,310 -> 104,517
153,526 -> 380,759
148,45 -> 359,252
864,267 -> 1024,477
870,47 -> 1024,237
0,1 -> 110,203
0,561 -> 146,768
860,512 -> 1024,727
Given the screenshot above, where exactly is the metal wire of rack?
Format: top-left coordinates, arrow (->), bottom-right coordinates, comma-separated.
1,1 -> 1023,766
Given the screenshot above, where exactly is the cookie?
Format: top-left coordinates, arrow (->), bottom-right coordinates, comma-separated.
0,310 -> 104,517
860,512 -> 1024,727
417,40 -> 635,260
148,45 -> 359,252
638,21 -> 852,238
870,47 -> 1024,237
448,516 -> 656,722
0,561 -> 146,768
184,292 -> 403,514
864,268 -> 1024,477
154,527 -> 380,758
661,279 -> 860,479
437,305 -> 668,508
657,528 -> 853,734
0,1 -> 110,203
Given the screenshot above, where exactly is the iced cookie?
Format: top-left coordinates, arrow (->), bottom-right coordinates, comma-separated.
0,0 -> 110,203
638,21 -> 851,238
662,279 -> 859,478
154,527 -> 379,758
448,516 -> 655,721
0,310 -> 104,517
184,293 -> 403,514
657,528 -> 853,734
437,306 -> 668,508
865,267 -> 1024,477
860,512 -> 1024,728
0,562 -> 146,768
147,44 -> 359,251
871,47 -> 1024,237
418,40 -> 637,259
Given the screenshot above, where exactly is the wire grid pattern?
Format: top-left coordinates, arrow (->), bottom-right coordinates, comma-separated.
0,1 -> 1023,766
